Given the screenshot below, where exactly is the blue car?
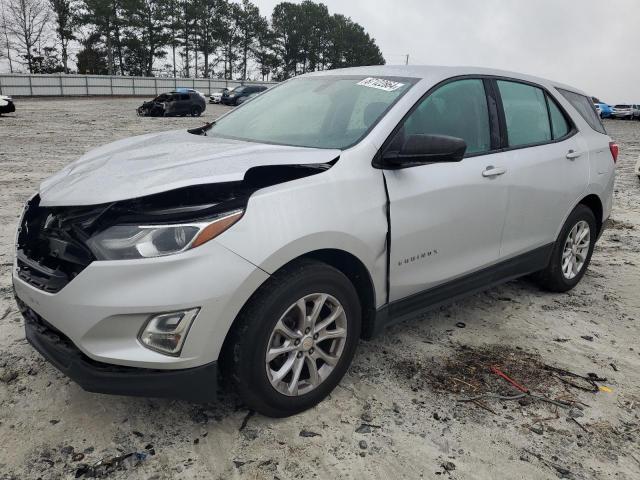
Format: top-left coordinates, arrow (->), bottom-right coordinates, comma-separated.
594,103 -> 613,119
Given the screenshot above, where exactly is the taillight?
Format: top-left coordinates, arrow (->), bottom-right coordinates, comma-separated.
609,142 -> 619,163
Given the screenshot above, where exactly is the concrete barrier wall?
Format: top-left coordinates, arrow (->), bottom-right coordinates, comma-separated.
0,74 -> 277,97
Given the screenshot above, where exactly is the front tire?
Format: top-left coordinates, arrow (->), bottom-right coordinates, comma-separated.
536,204 -> 597,293
224,260 -> 361,417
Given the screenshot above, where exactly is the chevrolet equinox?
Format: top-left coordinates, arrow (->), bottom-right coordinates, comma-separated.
13,66 -> 617,417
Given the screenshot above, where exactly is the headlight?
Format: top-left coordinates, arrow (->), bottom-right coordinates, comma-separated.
86,210 -> 243,260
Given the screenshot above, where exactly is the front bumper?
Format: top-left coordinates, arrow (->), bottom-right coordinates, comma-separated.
12,238 -> 269,370
18,296 -> 218,402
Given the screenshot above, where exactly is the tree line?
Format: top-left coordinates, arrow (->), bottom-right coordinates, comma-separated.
0,0 -> 385,80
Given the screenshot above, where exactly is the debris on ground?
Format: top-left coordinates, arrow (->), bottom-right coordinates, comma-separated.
75,451 -> 147,478
441,461 -> 456,472
393,345 -> 555,395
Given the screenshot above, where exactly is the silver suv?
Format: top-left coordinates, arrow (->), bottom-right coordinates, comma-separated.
13,66 -> 617,417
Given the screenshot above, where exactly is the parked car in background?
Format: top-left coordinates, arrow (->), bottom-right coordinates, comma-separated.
611,104 -> 636,120
235,91 -> 260,105
14,66 -> 616,417
176,87 -> 206,100
221,85 -> 268,105
594,103 -> 613,119
0,95 -> 15,115
209,88 -> 228,104
137,91 -> 206,117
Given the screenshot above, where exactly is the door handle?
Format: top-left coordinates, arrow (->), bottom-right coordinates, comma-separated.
566,150 -> 582,160
482,166 -> 506,177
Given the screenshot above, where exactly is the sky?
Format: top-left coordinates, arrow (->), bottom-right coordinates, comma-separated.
1,0 -> 637,103
254,0 -> 639,104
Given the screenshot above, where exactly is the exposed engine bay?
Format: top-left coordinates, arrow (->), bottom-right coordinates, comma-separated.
17,161 -> 334,293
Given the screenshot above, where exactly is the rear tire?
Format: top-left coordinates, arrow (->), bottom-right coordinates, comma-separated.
191,106 -> 202,117
535,204 -> 597,293
223,259 -> 361,417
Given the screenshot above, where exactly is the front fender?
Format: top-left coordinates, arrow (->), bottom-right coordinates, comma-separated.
215,157 -> 389,307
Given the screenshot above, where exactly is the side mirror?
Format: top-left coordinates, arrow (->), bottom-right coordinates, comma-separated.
381,134 -> 467,168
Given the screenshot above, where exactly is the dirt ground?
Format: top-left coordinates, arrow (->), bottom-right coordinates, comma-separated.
0,98 -> 639,480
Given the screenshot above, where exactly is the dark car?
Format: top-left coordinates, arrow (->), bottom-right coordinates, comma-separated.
221,85 -> 268,106
0,95 -> 15,115
137,91 -> 206,117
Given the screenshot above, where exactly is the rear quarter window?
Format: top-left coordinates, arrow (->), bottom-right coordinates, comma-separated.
547,96 -> 571,139
558,88 -> 606,134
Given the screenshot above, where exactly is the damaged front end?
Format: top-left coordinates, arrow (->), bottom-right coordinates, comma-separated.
137,100 -> 165,117
17,161 -> 334,293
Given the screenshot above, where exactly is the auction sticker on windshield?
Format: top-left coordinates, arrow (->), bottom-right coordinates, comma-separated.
357,77 -> 405,92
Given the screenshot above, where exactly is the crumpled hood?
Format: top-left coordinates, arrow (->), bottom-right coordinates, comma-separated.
39,130 -> 341,206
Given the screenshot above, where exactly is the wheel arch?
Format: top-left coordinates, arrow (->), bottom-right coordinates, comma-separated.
219,248 -> 379,372
302,249 -> 378,339
578,193 -> 604,237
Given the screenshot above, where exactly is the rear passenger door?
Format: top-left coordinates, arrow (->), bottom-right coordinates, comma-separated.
177,93 -> 191,113
494,80 -> 589,258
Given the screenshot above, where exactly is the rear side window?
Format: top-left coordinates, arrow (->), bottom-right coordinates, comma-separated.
403,79 -> 491,155
497,81 -> 551,147
547,96 -> 571,139
557,88 -> 606,134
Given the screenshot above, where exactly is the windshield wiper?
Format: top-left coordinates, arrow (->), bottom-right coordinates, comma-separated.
187,121 -> 215,136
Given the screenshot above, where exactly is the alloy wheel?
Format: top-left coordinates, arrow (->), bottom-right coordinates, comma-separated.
265,293 -> 347,396
561,220 -> 591,280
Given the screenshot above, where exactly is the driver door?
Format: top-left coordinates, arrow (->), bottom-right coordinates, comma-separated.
384,78 -> 509,301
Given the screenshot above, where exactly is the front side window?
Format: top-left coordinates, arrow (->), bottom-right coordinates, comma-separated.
399,79 -> 491,155
497,81 -> 551,147
558,88 -> 606,134
209,76 -> 414,149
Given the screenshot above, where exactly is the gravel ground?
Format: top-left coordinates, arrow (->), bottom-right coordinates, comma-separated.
0,98 -> 639,480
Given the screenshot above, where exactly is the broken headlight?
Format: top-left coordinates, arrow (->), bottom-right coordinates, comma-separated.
86,210 -> 243,260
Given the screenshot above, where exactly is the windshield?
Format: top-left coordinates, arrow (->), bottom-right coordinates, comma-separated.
209,75 -> 415,149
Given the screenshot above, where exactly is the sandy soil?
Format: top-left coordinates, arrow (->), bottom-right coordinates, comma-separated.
0,98 -> 638,480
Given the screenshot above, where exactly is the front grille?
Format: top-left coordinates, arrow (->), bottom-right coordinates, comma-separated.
16,196 -> 99,293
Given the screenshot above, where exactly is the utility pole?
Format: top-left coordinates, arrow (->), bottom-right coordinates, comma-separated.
405,54 -> 409,65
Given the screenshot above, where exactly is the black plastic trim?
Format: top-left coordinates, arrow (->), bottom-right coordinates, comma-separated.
372,243 -> 554,336
483,78 -> 503,151
16,294 -> 218,402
